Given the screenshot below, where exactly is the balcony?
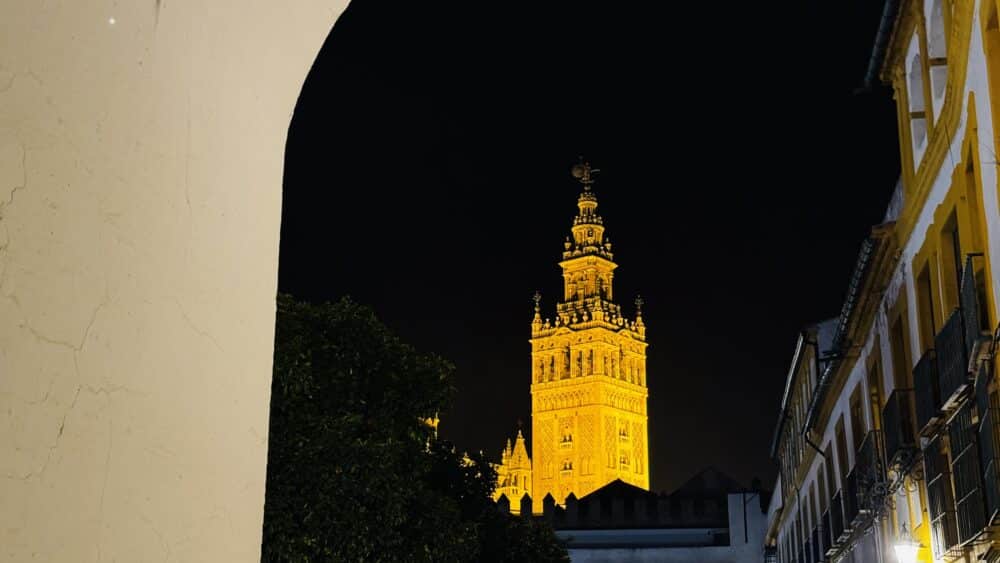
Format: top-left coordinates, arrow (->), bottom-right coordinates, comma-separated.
882,389 -> 917,471
924,435 -> 958,559
811,526 -> 822,562
829,489 -> 846,545
936,308 -> 971,409
914,349 -> 942,435
855,431 -> 886,515
978,362 -> 1000,525
949,400 -> 986,545
843,469 -> 860,526
819,511 -> 831,555
961,255 -> 987,358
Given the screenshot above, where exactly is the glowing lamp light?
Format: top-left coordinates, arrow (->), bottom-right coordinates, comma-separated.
893,524 -> 921,563
892,541 -> 918,563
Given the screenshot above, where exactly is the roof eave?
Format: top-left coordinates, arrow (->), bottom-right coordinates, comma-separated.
864,0 -> 903,89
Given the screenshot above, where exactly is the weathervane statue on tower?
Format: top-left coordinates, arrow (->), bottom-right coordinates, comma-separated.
570,157 -> 600,191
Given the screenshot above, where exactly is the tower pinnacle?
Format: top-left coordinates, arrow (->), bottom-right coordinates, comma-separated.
570,158 -> 600,191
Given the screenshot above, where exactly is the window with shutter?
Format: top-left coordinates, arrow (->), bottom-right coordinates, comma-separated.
924,435 -> 958,558
948,400 -> 986,544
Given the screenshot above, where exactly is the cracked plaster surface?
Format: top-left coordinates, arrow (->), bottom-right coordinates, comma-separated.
1,0 -> 350,560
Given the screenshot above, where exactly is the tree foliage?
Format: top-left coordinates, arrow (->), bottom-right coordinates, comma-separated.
262,294 -> 568,562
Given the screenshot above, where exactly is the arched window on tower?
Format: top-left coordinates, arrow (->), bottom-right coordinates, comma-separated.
927,0 -> 948,117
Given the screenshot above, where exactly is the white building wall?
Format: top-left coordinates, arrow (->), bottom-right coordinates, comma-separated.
566,493 -> 767,563
0,1 -> 349,560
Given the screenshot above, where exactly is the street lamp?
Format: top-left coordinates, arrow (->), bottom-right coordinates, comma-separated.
892,523 -> 921,563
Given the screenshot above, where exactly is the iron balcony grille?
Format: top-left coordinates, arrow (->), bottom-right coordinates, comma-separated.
855,430 -> 886,516
819,510 -> 831,555
830,489 -> 846,545
764,546 -> 777,563
936,307 -> 970,409
843,469 -> 860,526
882,389 -> 917,471
949,400 -> 987,544
961,255 -> 986,357
925,435 -> 958,558
978,362 -> 1000,525
978,360 -> 992,427
914,349 -> 942,435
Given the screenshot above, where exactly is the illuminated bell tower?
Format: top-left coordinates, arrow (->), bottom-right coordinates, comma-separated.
530,161 -> 649,512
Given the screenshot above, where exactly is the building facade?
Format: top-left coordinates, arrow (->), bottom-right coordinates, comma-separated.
494,162 -> 650,514
765,1 -> 1000,562
499,469 -> 768,563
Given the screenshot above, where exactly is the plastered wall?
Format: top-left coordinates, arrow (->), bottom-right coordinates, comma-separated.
0,1 -> 348,560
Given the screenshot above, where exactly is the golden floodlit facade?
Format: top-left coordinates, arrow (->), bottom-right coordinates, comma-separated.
494,163 -> 649,514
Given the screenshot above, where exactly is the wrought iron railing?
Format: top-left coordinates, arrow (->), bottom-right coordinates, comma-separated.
883,389 -> 917,470
978,360 -> 992,425
830,489 -> 845,543
855,430 -> 886,516
978,361 -> 1000,525
844,469 -> 860,525
961,255 -> 985,357
819,510 -> 831,555
949,400 -> 987,544
914,349 -> 942,434
925,435 -> 958,559
937,307 -> 970,408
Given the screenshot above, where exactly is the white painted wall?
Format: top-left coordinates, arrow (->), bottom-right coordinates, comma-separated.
566,493 -> 767,563
0,1 -> 349,560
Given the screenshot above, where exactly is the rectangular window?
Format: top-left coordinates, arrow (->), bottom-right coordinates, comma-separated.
836,418 -> 850,479
849,384 -> 866,453
810,481 -> 820,528
917,263 -> 938,352
817,463 -> 828,513
869,371 -> 884,432
939,212 -> 962,311
825,445 -> 837,494
891,307 -> 913,389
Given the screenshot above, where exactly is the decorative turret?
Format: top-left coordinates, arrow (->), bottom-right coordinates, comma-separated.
493,428 -> 533,514
530,160 -> 645,341
635,295 -> 646,339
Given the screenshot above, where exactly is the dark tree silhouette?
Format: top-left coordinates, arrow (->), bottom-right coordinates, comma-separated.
262,294 -> 567,562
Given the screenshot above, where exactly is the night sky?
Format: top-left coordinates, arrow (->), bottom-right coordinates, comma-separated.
277,1 -> 901,494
